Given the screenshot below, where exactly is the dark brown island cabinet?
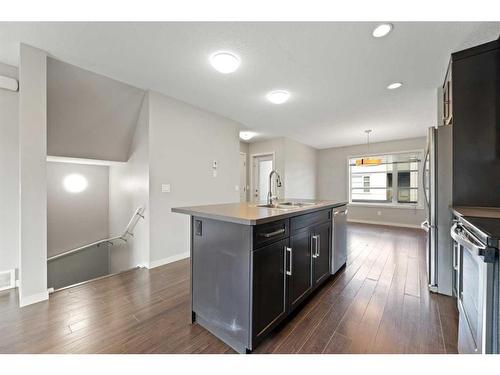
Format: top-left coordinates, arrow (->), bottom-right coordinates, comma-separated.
172,201 -> 347,353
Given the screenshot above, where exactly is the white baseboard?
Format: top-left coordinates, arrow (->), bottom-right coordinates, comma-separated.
148,251 -> 190,269
19,290 -> 49,307
348,219 -> 423,230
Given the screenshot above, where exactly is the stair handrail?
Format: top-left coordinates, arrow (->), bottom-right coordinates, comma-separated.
47,207 -> 145,262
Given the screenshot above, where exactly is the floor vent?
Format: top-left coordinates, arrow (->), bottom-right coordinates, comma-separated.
0,269 -> 15,291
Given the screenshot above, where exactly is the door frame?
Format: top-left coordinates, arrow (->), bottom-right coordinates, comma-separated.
239,152 -> 248,202
250,152 -> 275,203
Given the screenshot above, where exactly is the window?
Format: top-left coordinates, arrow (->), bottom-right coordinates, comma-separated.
348,151 -> 422,206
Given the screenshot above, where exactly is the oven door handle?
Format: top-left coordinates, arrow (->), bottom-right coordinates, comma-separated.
450,223 -> 487,257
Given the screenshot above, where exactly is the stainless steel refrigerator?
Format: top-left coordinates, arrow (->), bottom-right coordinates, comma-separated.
421,125 -> 454,296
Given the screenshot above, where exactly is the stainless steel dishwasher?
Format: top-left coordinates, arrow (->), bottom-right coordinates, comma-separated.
331,205 -> 348,275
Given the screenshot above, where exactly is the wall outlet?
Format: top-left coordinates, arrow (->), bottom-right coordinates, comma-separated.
377,211 -> 382,216
161,184 -> 171,193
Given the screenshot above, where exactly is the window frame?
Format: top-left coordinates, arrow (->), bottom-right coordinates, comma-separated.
346,149 -> 425,210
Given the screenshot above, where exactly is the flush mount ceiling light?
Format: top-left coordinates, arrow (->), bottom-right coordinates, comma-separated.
239,131 -> 257,141
63,174 -> 88,193
266,90 -> 290,104
387,82 -> 403,90
372,23 -> 393,38
209,51 -> 241,74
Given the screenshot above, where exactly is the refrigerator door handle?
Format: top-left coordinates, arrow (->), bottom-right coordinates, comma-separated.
422,146 -> 430,210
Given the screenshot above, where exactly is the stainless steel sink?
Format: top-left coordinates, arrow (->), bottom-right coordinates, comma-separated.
256,201 -> 319,210
277,201 -> 316,208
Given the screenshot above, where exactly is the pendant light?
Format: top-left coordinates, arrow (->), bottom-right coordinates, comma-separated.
355,130 -> 382,166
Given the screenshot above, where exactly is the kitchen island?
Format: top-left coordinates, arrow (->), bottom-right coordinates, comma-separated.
172,200 -> 347,353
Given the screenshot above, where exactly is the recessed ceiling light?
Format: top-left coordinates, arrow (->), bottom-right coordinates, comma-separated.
266,90 -> 290,104
387,82 -> 403,90
239,131 -> 257,141
209,51 -> 240,74
372,23 -> 393,38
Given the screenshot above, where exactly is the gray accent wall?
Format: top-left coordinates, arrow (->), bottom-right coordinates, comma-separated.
316,136 -> 427,228
47,58 -> 145,162
0,62 -> 19,278
47,161 -> 110,258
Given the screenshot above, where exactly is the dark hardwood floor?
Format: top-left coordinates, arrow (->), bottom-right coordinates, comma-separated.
0,223 -> 458,354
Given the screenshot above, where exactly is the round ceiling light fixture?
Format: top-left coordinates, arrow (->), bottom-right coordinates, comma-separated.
387,82 -> 403,90
239,131 -> 257,141
372,23 -> 393,38
63,174 -> 88,193
209,51 -> 241,74
266,90 -> 290,104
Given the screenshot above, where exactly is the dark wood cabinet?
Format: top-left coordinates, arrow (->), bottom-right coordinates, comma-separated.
288,228 -> 314,311
451,37 -> 500,207
312,221 -> 331,286
442,60 -> 453,125
252,238 -> 288,342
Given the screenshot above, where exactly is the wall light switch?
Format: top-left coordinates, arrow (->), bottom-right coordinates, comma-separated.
235,185 -> 239,191
377,211 -> 382,216
212,160 -> 218,178
161,184 -> 171,193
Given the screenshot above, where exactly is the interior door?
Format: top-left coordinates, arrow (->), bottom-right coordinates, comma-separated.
288,229 -> 313,311
239,153 -> 247,202
252,154 -> 273,202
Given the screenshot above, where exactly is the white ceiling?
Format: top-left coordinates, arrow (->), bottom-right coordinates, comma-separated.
1,22 -> 499,149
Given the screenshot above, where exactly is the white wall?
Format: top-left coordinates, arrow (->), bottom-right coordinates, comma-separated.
18,44 -> 48,306
47,162 -> 109,257
0,62 -> 19,279
248,138 -> 286,199
148,91 -> 240,266
239,141 -> 250,201
248,137 -> 317,200
283,138 -> 317,199
317,136 -> 427,228
108,94 -> 150,272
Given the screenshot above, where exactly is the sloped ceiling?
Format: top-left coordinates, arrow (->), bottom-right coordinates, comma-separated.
47,58 -> 145,161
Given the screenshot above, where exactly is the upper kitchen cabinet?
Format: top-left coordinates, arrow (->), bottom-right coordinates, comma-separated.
451,36 -> 500,207
442,60 -> 453,126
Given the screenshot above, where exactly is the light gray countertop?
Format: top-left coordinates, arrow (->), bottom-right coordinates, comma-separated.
172,200 -> 348,225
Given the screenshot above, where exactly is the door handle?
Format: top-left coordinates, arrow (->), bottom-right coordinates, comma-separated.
285,247 -> 292,275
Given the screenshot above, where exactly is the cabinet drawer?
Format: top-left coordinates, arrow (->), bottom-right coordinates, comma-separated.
253,219 -> 289,249
290,209 -> 331,232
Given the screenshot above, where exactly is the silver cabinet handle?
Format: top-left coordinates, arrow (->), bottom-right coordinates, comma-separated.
316,234 -> 320,257
311,235 -> 320,258
260,228 -> 285,238
285,246 -> 292,275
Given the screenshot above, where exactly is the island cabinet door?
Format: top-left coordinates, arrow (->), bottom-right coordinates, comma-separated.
288,228 -> 313,312
252,238 -> 288,342
312,221 -> 331,286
